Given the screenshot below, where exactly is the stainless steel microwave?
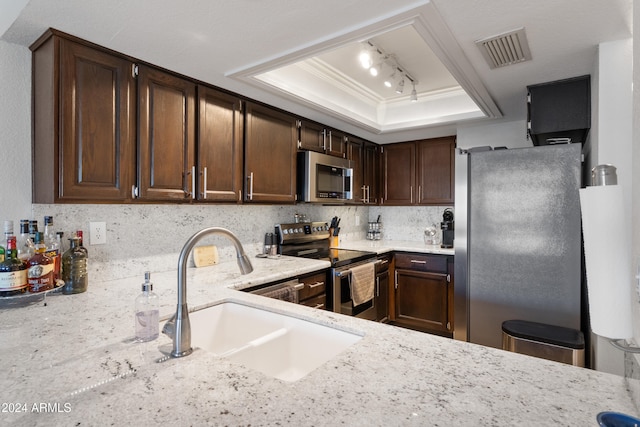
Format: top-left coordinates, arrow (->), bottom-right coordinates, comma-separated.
297,151 -> 352,203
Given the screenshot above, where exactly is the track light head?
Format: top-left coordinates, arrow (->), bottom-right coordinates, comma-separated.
395,78 -> 405,94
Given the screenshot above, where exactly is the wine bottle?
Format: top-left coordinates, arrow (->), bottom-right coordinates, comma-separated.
0,220 -> 12,262
0,236 -> 28,296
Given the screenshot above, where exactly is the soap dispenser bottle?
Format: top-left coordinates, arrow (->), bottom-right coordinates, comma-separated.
135,271 -> 159,342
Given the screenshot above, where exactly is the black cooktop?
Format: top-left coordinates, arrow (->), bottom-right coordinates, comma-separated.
322,248 -> 377,268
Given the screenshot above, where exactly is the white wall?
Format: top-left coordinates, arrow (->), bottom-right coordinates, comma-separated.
0,40 -> 32,222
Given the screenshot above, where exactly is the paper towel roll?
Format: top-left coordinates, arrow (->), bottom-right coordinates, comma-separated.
579,185 -> 633,339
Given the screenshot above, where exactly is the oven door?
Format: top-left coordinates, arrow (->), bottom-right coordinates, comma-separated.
331,260 -> 377,320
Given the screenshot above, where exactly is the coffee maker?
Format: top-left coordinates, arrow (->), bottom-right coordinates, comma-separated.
440,209 -> 454,249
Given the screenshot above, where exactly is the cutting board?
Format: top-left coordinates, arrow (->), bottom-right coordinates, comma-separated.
193,245 -> 219,267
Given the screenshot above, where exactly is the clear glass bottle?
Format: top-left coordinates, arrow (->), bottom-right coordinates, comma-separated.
43,216 -> 60,281
61,237 -> 88,294
27,232 -> 55,293
135,271 -> 159,342
0,236 -> 28,296
16,219 -> 34,263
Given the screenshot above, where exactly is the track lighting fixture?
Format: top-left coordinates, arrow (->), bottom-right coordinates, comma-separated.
359,40 -> 417,102
410,82 -> 418,102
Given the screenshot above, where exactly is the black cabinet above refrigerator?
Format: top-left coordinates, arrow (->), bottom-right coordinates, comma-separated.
527,75 -> 591,146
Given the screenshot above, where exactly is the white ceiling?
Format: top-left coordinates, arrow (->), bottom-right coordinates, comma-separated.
1,0 -> 632,143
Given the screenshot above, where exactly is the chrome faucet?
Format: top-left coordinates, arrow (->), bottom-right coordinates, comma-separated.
163,227 -> 253,357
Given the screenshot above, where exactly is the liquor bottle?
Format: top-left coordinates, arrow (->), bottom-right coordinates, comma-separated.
16,219 -> 34,262
43,216 -> 60,281
0,236 -> 28,296
0,220 -> 12,262
27,232 -> 55,293
135,271 -> 159,342
61,237 -> 88,294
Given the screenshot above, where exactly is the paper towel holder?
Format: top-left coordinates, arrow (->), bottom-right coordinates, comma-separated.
582,164 -> 640,354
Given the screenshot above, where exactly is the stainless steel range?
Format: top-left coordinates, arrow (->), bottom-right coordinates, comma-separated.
276,222 -> 378,319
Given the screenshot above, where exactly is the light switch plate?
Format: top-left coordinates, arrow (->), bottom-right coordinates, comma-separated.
89,221 -> 107,245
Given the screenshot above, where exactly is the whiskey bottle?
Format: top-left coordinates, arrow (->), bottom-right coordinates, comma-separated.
27,232 -> 55,293
61,237 -> 88,294
0,236 -> 28,296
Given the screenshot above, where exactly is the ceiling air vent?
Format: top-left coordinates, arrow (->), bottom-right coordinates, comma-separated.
475,28 -> 532,69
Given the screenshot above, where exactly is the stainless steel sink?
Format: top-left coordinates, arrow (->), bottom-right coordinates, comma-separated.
189,301 -> 363,382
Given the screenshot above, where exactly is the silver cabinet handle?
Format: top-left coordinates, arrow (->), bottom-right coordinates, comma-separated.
410,260 -> 427,264
201,166 -> 208,199
131,185 -> 139,198
292,283 -> 305,291
394,271 -> 398,289
191,166 -> 196,199
376,276 -> 380,297
328,130 -> 332,152
410,185 -> 413,204
308,281 -> 324,289
247,172 -> 254,200
313,303 -> 325,310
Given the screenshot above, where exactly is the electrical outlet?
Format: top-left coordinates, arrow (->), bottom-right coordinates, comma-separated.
355,215 -> 360,226
89,222 -> 107,245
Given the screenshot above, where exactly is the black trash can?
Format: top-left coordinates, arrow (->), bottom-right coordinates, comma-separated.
501,319 -> 585,367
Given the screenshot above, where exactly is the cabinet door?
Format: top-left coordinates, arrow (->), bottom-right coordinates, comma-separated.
394,269 -> 450,334
53,39 -> 135,202
326,129 -> 347,158
376,268 -> 389,322
138,65 -> 195,201
382,142 -> 415,205
244,103 -> 297,203
347,137 -> 364,204
363,142 -> 379,205
197,86 -> 243,202
298,120 -> 325,152
416,136 -> 455,205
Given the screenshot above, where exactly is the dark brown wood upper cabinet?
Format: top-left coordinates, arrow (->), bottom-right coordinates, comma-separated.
298,120 -> 326,153
298,121 -> 347,159
197,86 -> 243,202
382,136 -> 455,206
347,136 -> 379,205
244,102 -> 297,203
382,142 -> 416,205
416,137 -> 455,205
137,65 -> 195,201
31,32 -> 136,203
363,142 -> 380,205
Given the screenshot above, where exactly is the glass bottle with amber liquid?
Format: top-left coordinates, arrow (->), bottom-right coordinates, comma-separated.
27,232 -> 55,293
0,236 -> 28,296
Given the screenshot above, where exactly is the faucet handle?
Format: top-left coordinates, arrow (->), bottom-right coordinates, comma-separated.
162,314 -> 176,339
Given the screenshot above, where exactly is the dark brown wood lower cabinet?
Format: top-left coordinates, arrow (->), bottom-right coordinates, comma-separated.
391,253 -> 453,337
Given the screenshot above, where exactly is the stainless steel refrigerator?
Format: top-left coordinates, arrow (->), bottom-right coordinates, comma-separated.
453,144 -> 582,349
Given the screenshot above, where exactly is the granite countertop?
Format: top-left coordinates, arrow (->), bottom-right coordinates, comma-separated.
0,252 -> 637,426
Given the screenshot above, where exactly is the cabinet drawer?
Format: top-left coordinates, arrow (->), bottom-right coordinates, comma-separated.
394,253 -> 447,273
300,293 -> 326,310
298,271 -> 327,300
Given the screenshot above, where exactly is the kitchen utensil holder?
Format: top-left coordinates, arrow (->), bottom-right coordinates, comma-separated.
366,222 -> 382,240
